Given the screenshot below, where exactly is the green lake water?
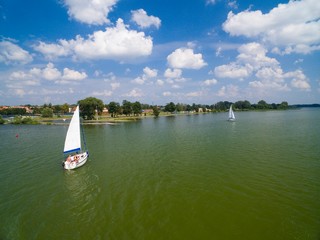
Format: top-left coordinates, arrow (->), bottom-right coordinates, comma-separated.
0,109 -> 319,239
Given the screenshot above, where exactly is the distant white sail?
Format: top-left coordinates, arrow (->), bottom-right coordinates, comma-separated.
228,104 -> 235,121
64,106 -> 81,153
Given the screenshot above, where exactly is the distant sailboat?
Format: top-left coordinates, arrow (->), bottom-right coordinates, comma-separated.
62,105 -> 89,170
228,104 -> 235,121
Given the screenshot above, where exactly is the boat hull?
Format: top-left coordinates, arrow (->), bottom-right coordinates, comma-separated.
63,151 -> 88,170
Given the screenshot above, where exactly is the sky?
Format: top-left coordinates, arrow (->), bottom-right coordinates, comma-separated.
0,0 -> 320,106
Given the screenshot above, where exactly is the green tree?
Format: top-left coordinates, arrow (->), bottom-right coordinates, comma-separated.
61,103 -> 69,113
41,107 -> 53,118
257,100 -> 269,109
152,106 -> 160,117
279,101 -> 289,109
0,116 -> 5,124
122,100 -> 132,116
78,97 -> 104,120
132,101 -> 142,116
164,102 -> 176,113
108,102 -> 120,117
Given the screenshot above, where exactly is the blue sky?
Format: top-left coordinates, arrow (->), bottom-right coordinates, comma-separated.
0,0 -> 319,105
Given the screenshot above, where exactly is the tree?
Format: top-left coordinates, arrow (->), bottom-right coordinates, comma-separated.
279,101 -> 289,109
122,100 -> 132,116
257,100 -> 269,109
78,97 -> 104,120
0,116 -> 5,124
41,107 -> 53,118
108,101 -> 120,117
164,102 -> 176,113
132,101 -> 142,116
152,106 -> 160,117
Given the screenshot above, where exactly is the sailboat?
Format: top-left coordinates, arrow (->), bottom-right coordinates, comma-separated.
228,104 -> 235,121
62,105 -> 89,170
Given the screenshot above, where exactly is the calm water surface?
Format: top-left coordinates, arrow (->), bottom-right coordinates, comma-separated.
0,109 -> 319,239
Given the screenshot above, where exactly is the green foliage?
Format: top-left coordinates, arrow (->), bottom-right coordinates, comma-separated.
122,100 -> 133,116
107,101 -> 121,117
11,116 -> 38,125
132,101 -> 142,116
0,108 -> 26,115
41,107 -> 53,118
78,97 -> 104,120
152,106 -> 160,117
164,102 -> 176,113
0,116 -> 5,124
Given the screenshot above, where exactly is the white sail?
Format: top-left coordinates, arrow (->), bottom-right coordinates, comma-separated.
228,105 -> 235,120
64,106 -> 81,154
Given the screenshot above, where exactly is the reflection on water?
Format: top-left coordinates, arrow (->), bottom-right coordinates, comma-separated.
0,109 -> 320,239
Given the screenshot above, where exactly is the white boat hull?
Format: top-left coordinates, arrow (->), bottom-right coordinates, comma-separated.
63,151 -> 88,170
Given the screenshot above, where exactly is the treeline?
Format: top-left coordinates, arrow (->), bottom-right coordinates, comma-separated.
0,98 -> 291,122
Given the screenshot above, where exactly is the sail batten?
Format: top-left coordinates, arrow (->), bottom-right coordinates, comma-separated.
63,106 -> 81,154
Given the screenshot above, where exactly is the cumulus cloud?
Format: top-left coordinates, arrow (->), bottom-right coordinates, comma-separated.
131,9 -> 161,29
214,42 -> 278,79
132,66 -> 158,85
123,88 -> 143,97
217,84 -> 239,98
111,82 -> 120,90
164,68 -> 182,79
7,63 -> 87,87
63,0 -> 117,25
33,40 -> 71,60
214,63 -> 252,79
167,48 -> 207,69
0,41 -> 33,65
222,0 -> 320,54
214,42 -> 311,92
202,79 -> 218,86
34,19 -> 153,61
92,90 -> 113,97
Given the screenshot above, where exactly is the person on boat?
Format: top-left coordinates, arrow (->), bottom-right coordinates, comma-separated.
66,155 -> 71,162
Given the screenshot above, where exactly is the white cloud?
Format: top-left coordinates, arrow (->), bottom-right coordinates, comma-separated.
214,42 -> 311,93
214,42 -> 280,79
167,48 -> 207,69
92,90 -> 113,97
63,0 -> 117,25
0,41 -> 33,65
249,68 -> 310,92
217,84 -> 239,97
223,0 -> 320,54
237,42 -> 279,69
7,63 -> 87,87
156,79 -> 164,86
132,67 -> 158,85
286,70 -> 311,91
214,63 -> 252,79
202,79 -> 218,86
34,19 -> 153,61
132,76 -> 145,85
131,9 -> 161,29
143,67 -> 158,78
123,88 -> 143,97
42,63 -> 62,81
164,68 -> 182,79
62,68 -> 87,81
33,40 -> 71,60
111,82 -> 120,90
163,91 -> 172,97
186,91 -> 203,97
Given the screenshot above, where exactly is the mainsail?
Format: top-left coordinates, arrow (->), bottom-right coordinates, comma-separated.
229,105 -> 235,120
63,106 -> 81,154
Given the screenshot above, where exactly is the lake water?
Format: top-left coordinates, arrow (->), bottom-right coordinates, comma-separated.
0,109 -> 319,239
